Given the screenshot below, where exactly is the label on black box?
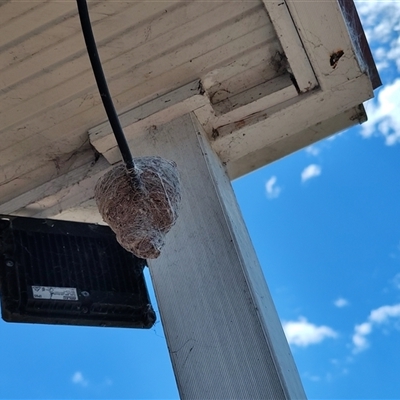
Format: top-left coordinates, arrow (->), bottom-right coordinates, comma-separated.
31,286 -> 78,301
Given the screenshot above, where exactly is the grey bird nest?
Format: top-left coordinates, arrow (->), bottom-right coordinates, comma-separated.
95,156 -> 181,259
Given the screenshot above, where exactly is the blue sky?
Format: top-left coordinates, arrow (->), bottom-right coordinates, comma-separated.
1,1 -> 400,399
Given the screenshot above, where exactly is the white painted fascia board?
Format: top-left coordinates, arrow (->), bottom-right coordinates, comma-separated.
261,0 -> 318,93
89,77 -> 299,165
182,74 -> 298,139
284,0 -> 366,91
212,73 -> 373,164
89,80 -> 208,155
227,104 -> 367,179
8,98 -> 368,219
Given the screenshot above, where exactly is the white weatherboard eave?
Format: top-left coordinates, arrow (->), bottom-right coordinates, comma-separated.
0,0 -> 377,218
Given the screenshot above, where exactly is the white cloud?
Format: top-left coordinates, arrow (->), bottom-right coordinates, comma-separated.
352,322 -> 372,353
354,2 -> 400,145
265,176 -> 281,199
334,297 -> 349,308
282,317 -> 338,347
369,304 -> 400,323
392,273 -> 400,289
361,79 -> 400,146
355,1 -> 400,53
305,145 -> 320,156
303,372 -> 321,382
301,164 -> 321,182
352,303 -> 400,353
72,371 -> 88,387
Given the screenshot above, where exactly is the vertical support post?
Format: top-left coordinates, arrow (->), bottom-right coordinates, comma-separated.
132,113 -> 306,399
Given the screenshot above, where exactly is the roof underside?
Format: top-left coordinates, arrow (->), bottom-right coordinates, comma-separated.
0,0 -> 379,222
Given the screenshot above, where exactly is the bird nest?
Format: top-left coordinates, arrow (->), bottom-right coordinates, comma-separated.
95,157 -> 181,259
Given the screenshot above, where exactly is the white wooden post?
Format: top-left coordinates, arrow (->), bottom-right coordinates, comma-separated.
129,113 -> 306,399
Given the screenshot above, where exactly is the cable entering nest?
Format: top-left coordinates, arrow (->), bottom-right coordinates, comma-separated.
77,0 -> 181,258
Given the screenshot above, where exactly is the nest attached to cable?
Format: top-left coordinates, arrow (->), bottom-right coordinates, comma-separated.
95,157 -> 181,259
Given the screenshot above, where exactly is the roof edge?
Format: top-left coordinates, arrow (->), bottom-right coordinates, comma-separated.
337,0 -> 382,89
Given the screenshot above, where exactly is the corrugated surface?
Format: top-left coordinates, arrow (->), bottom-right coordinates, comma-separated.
0,0 -> 282,204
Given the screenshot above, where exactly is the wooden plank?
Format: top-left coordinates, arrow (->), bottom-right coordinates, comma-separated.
202,43 -> 283,104
0,1 -> 76,48
95,75 -> 297,165
0,144 -> 95,205
14,158 -> 111,219
0,1 -> 50,35
0,24 -> 273,170
0,1 -> 251,118
212,73 -> 373,164
0,1 -> 181,112
286,0 -> 366,90
89,80 -> 209,155
262,0 -> 318,93
194,74 -> 297,137
49,199 -> 104,224
0,155 -> 108,215
227,105 -> 367,179
212,73 -> 297,116
0,2 -> 268,145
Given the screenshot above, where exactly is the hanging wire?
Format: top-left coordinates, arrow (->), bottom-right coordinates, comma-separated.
76,0 -> 139,184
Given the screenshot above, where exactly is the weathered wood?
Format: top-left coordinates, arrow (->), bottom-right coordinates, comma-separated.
227,105 -> 367,179
286,0 -> 366,89
212,73 -> 297,116
89,80 -> 209,155
0,155 -> 108,216
89,74 -> 298,165
262,0 -> 318,92
213,74 -> 373,163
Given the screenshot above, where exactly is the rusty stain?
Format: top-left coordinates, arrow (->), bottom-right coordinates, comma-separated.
235,120 -> 246,130
330,50 -> 344,69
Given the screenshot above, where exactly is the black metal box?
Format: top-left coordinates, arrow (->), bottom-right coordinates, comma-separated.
0,215 -> 155,328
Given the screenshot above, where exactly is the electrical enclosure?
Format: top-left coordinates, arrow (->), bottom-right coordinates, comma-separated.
0,215 -> 155,329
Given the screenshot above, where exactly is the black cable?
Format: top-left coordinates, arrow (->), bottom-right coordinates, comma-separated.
76,0 -> 139,182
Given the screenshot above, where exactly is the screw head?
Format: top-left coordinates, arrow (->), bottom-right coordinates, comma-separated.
5,260 -> 14,267
81,291 -> 90,297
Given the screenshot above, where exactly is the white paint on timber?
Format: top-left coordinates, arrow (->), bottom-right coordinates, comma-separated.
4,104 -> 367,218
286,0 -> 365,90
227,105 -> 367,179
212,74 -> 297,116
193,74 -> 297,137
0,156 -> 110,218
126,113 -> 306,399
89,80 -> 209,156
262,0 -> 318,92
213,73 -> 373,164
1,1 -> 280,206
89,76 -> 298,165
0,1 -> 379,228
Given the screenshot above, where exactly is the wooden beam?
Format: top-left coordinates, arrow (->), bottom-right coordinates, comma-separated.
262,0 -> 318,93
89,76 -> 299,165
89,80 -> 208,156
227,104 -> 367,179
0,155 -> 109,217
285,0 -> 368,90
212,73 -> 373,164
